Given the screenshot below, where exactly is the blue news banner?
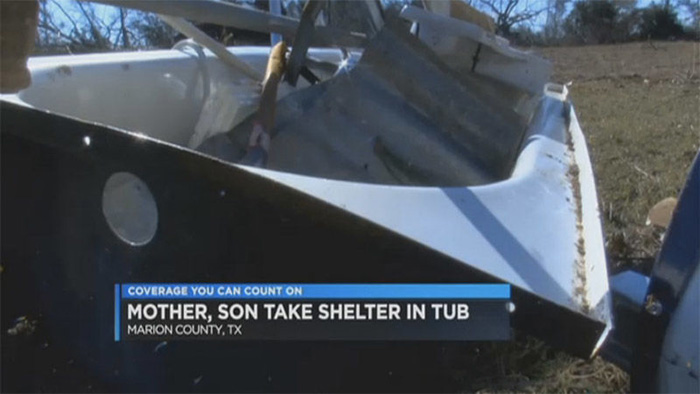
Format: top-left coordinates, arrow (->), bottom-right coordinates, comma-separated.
115,284 -> 511,341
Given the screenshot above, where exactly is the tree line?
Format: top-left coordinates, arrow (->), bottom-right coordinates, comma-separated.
34,0 -> 699,55
493,0 -> 699,45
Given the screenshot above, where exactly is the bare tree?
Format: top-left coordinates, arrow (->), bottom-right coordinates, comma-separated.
128,12 -> 177,49
118,8 -> 131,49
35,0 -> 116,53
36,0 -> 77,53
35,0 -> 180,54
544,0 -> 570,44
478,0 -> 547,36
74,0 -> 112,50
676,0 -> 699,32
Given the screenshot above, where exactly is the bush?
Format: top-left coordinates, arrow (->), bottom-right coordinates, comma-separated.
639,5 -> 685,40
564,1 -> 620,44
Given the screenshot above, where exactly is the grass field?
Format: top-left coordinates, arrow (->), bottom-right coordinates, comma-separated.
450,41 -> 699,393
542,41 -> 700,273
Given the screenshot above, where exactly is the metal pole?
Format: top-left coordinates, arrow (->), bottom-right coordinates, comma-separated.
269,0 -> 283,46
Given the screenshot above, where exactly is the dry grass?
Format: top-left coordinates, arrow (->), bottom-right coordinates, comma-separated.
538,41 -> 700,83
571,79 -> 699,268
541,40 -> 700,270
448,337 -> 629,393
456,41 -> 699,393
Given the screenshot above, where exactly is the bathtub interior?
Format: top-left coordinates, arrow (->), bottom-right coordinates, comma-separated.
15,48 -> 335,147
10,28 -> 547,187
